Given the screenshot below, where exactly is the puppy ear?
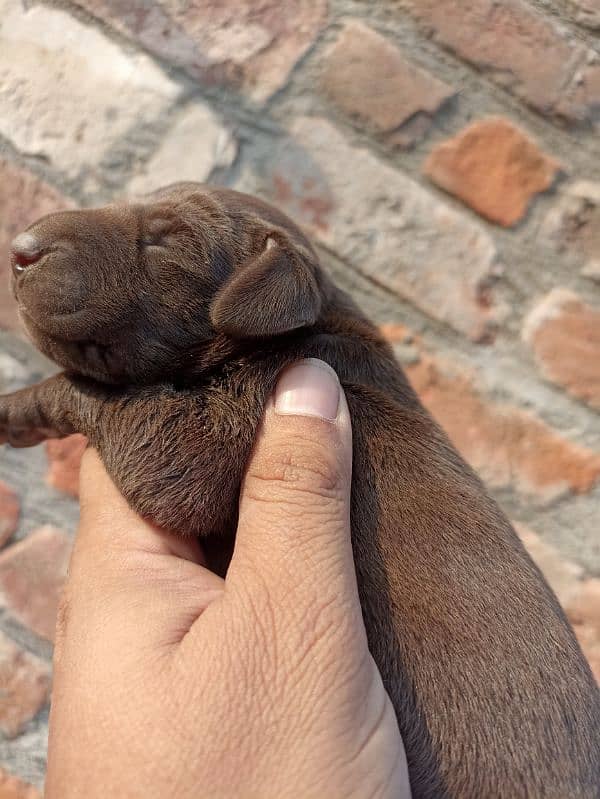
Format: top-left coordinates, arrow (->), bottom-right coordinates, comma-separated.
209,233 -> 322,338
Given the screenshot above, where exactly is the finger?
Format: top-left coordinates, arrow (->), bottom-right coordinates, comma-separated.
227,359 -> 356,603
59,449 -> 224,652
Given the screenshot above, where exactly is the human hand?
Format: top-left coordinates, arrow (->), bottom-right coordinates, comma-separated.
45,358 -> 411,799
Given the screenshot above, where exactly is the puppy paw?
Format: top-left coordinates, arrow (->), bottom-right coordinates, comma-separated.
0,395 -> 52,448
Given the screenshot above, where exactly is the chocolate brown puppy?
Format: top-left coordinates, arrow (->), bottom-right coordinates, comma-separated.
2,183 -> 599,798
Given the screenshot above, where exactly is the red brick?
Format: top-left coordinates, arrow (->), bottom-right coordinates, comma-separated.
0,159 -> 74,331
407,355 -> 600,500
566,579 -> 600,684
46,434 -> 88,498
0,526 -> 72,642
406,0 -> 599,122
379,323 -> 413,344
74,0 -> 327,103
515,523 -> 583,607
424,118 -> 560,227
0,481 -> 19,548
0,631 -> 50,738
0,769 -> 41,799
573,622 -> 600,684
523,290 -> 600,410
320,20 -> 454,146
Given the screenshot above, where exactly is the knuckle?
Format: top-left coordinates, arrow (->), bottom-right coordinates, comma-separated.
244,438 -> 346,508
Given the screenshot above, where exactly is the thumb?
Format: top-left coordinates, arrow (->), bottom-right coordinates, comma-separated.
227,358 -> 355,599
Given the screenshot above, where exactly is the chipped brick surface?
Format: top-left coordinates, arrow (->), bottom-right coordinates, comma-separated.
523,290 -> 600,410
0,480 -> 19,548
0,1 -> 181,185
569,579 -> 600,682
405,0 -> 600,123
0,526 -> 72,642
0,632 -> 50,739
0,769 -> 41,799
407,355 -> 600,501
0,160 -> 74,332
45,435 -> 88,499
74,0 -> 328,103
320,20 -> 454,145
570,0 -> 600,29
424,118 -> 560,226
516,523 -> 584,607
541,181 -> 600,278
127,103 -> 237,196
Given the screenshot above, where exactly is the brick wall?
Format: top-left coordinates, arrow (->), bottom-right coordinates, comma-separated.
1,0 -> 599,790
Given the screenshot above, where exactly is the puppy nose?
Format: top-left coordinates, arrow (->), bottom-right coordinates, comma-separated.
10,232 -> 43,275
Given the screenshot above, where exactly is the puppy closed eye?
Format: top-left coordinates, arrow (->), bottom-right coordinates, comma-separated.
140,217 -> 177,248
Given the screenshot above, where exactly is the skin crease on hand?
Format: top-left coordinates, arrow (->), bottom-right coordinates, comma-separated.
45,359 -> 411,799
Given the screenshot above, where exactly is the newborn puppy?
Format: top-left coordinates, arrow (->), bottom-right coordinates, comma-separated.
2,183 -> 599,798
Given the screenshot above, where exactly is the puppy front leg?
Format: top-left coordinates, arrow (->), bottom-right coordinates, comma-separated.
0,374 -> 85,447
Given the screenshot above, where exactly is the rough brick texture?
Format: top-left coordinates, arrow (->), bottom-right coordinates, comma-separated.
0,632 -> 50,739
0,769 -> 41,799
320,20 -> 454,146
45,436 -> 88,499
406,353 -> 600,501
73,0 -> 327,103
570,0 -> 600,29
0,160 -> 74,331
1,0 -> 600,788
541,181 -> 600,279
0,480 -> 19,547
424,118 -> 560,226
405,0 -> 600,123
0,526 -> 72,642
523,290 -> 600,409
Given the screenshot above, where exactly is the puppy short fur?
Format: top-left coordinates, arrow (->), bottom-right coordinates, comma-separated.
2,183 -> 599,798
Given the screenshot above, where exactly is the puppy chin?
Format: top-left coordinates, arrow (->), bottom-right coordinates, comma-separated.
18,302 -> 101,342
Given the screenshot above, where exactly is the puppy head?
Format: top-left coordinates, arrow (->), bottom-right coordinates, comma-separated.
8,183 -> 324,383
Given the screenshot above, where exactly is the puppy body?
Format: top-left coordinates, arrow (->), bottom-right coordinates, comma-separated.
2,185 -> 599,798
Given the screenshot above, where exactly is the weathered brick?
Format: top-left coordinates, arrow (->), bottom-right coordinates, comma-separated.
541,181 -> 600,279
523,290 -> 600,410
74,0 -> 327,103
0,769 -> 41,799
0,526 -> 72,641
379,324 -> 422,365
515,523 -> 583,607
0,480 -> 19,548
128,103 -> 237,196
516,524 -> 600,682
45,435 -> 88,498
0,1 -> 180,184
238,117 -> 504,342
0,159 -> 74,331
379,323 -> 413,344
405,0 -> 600,123
573,621 -> 600,684
570,0 -> 600,29
406,355 -> 600,500
424,118 -> 560,227
320,20 -> 454,146
566,579 -> 600,683
0,631 -> 50,739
